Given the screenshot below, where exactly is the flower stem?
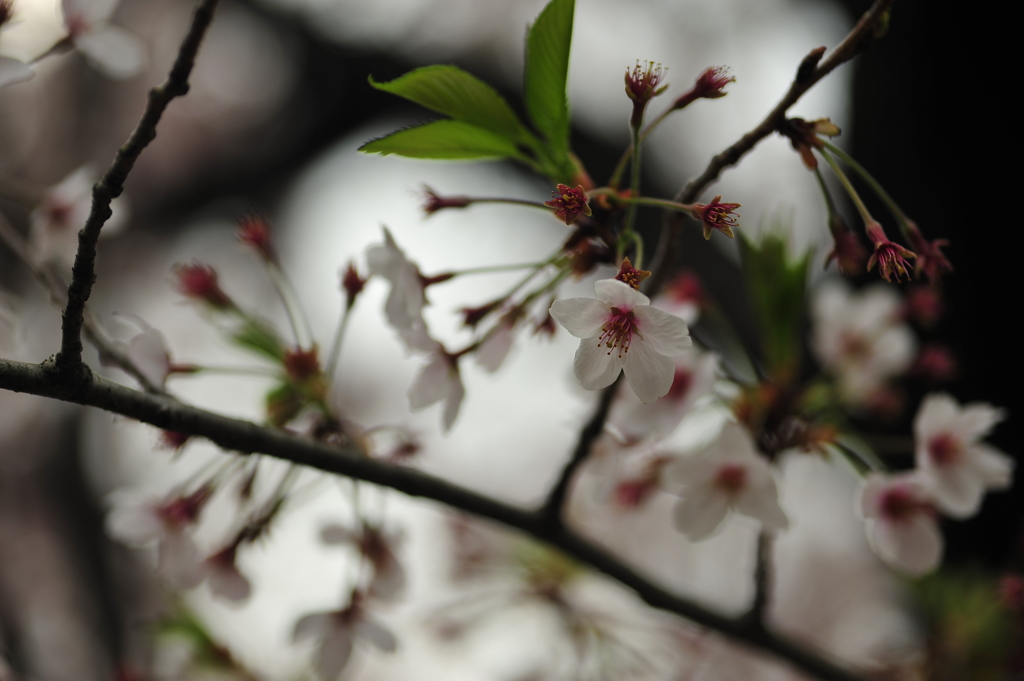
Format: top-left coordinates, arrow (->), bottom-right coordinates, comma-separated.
325,301 -> 352,386
442,260 -> 554,277
819,149 -> 873,224
618,123 -> 644,262
266,264 -> 312,349
819,141 -> 913,241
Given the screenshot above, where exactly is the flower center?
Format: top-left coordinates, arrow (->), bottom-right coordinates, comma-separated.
879,486 -> 920,522
596,307 -> 636,358
928,432 -> 961,466
714,464 -> 747,494
667,368 -> 693,401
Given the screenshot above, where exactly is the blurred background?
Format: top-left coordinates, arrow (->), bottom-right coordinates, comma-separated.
0,0 -> 1018,679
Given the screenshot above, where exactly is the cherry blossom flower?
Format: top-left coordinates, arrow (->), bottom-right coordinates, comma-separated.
106,487 -> 211,588
811,280 -> 915,404
0,57 -> 32,89
859,472 -> 942,576
549,278 -> 691,403
692,196 -> 740,240
905,221 -> 952,283
624,60 -> 668,104
321,522 -> 406,602
61,0 -> 145,79
865,222 -> 916,283
365,227 -> 425,335
29,166 -> 126,267
913,393 -> 1013,518
544,184 -> 591,225
666,423 -> 788,541
292,593 -> 397,680
608,350 -> 719,443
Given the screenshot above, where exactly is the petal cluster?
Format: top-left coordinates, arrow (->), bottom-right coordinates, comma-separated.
666,423 -> 788,540
550,278 -> 691,403
914,393 -> 1013,518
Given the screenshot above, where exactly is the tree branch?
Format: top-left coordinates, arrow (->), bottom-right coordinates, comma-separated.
647,0 -> 896,291
542,376 -> 618,520
56,0 -> 221,374
0,357 -> 865,681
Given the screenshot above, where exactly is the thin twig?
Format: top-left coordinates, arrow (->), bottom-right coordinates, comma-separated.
0,356 -> 866,681
56,0 -> 221,374
647,0 -> 896,292
0,215 -> 164,393
747,531 -> 774,629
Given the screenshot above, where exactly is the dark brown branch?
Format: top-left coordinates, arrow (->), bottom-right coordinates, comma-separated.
55,0 -> 221,374
676,0 -> 894,206
542,376 -> 618,520
0,357 -> 865,681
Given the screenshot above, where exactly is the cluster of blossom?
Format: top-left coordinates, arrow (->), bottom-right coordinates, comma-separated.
0,0 -> 144,88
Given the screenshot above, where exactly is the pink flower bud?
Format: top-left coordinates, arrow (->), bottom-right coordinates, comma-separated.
422,186 -> 471,215
341,262 -> 366,305
172,263 -> 234,309
237,214 -> 276,263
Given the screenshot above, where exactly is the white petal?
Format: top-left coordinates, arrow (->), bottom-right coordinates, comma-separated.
475,324 -> 514,372
572,337 -> 624,391
622,337 -> 674,403
441,369 -> 465,432
914,393 -> 960,444
594,279 -> 649,309
293,613 -> 331,643
549,298 -> 608,338
397,318 -> 439,354
158,532 -> 203,588
207,563 -> 252,603
317,628 -> 354,680
632,306 -> 691,357
735,480 -> 788,531
870,515 -> 943,577
63,0 -> 118,27
954,402 -> 1006,443
674,486 -> 730,541
408,355 -> 450,409
0,58 -> 34,89
319,524 -> 356,545
925,464 -> 985,519
127,327 -> 170,388
968,444 -> 1014,490
106,500 -> 163,545
357,619 -> 398,653
75,26 -> 146,79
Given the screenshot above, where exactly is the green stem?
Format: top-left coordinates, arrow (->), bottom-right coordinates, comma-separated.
267,264 -> 312,349
618,123 -> 644,262
607,106 -> 674,189
615,196 -> 697,213
812,166 -> 838,220
444,260 -> 554,277
819,149 -> 873,224
325,302 -> 352,386
819,141 -> 912,240
627,231 -> 645,270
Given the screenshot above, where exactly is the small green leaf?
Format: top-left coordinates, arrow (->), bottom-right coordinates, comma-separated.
524,0 -> 574,161
360,120 -> 526,160
231,320 -> 284,362
739,231 -> 811,380
369,66 -> 533,145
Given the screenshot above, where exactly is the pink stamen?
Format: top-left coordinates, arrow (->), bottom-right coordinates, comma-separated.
928,432 -> 961,466
715,464 -> 747,494
596,307 -> 636,358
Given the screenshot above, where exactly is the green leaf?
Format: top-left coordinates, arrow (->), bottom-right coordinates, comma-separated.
231,320 -> 284,362
739,231 -> 811,380
523,0 -> 574,161
369,66 -> 533,145
359,120 -> 526,160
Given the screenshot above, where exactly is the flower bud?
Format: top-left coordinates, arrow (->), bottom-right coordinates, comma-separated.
172,263 -> 235,309
237,214 -> 276,263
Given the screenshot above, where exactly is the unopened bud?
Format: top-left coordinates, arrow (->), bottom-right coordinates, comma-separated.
341,262 -> 365,306
237,214 -> 276,263
172,263 -> 235,309
422,186 -> 471,215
